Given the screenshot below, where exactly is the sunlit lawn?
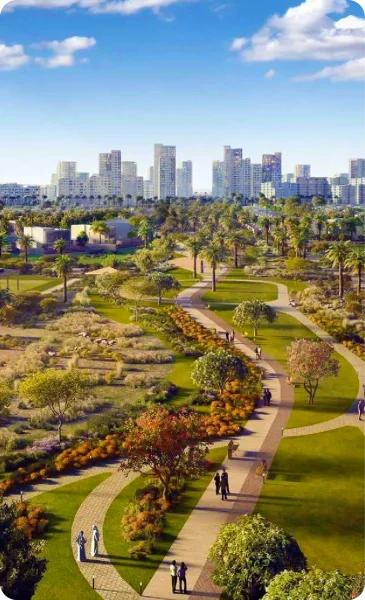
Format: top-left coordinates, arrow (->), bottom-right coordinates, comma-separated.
33,474 -> 110,600
256,427 -> 364,574
104,446 -> 227,593
225,268 -> 308,294
213,308 -> 358,428
0,274 -> 61,294
202,279 -> 277,304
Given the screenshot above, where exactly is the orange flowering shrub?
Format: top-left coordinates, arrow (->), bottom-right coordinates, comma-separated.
203,392 -> 259,438
342,340 -> 365,360
15,502 -> 48,539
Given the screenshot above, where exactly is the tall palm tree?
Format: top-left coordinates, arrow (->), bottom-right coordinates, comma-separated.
258,217 -> 271,245
53,255 -> 73,303
325,241 -> 351,298
315,215 -> 327,241
137,218 -> 153,248
18,234 -> 34,263
272,228 -> 287,257
54,238 -> 67,255
0,230 -> 9,258
200,243 -> 225,292
185,236 -> 204,278
345,247 -> 365,295
227,230 -> 250,268
90,220 -> 110,244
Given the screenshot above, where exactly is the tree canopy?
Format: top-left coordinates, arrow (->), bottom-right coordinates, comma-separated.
233,299 -> 277,337
191,349 -> 247,394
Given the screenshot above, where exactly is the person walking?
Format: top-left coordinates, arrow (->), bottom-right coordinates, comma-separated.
357,399 -> 364,421
266,389 -> 272,406
170,560 -> 178,593
231,329 -> 235,342
257,346 -> 262,359
214,472 -> 221,495
76,531 -> 87,562
255,347 -> 259,360
225,331 -> 230,344
91,525 -> 100,557
262,388 -> 267,406
178,562 -> 188,594
221,475 -> 228,500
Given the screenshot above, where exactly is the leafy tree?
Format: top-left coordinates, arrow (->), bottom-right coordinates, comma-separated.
0,289 -> 14,310
191,349 -> 246,394
119,278 -> 154,320
120,404 -> 209,499
200,242 -> 225,292
233,299 -> 277,337
0,497 -> 47,600
263,568 -> 357,600
0,382 -> 13,420
325,241 -> 351,298
76,230 -> 89,247
134,248 -> 157,274
272,228 -> 287,257
209,514 -> 306,600
19,368 -> 91,443
228,230 -> 253,268
53,238 -> 67,255
137,218 -> 154,248
285,257 -> 308,275
90,220 -> 110,243
0,230 -> 9,258
345,247 -> 365,295
185,236 -> 204,278
96,271 -> 130,301
259,217 -> 271,245
18,234 -> 34,262
53,255 -> 73,303
147,271 -> 181,305
287,339 -> 339,405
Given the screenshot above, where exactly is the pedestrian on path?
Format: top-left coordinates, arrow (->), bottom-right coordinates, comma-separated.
91,525 -> 100,557
263,388 -> 272,407
221,476 -> 228,500
170,560 -> 178,593
225,331 -> 230,344
221,469 -> 230,494
231,329 -> 235,342
76,531 -> 87,562
178,562 -> 188,594
357,399 -> 364,421
214,472 -> 221,495
255,347 -> 260,360
257,346 -> 262,359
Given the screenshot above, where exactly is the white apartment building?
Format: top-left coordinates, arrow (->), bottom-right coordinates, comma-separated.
154,144 -> 176,199
251,164 -> 262,199
235,158 -> 251,198
39,184 -> 57,201
57,161 -> 76,180
282,173 -> 295,183
122,162 -> 137,177
224,146 -> 243,195
295,164 -> 311,178
212,161 -> 225,198
262,153 -> 282,186
297,177 -> 331,199
0,183 -> 40,204
177,161 -> 193,198
260,182 -> 299,199
99,150 -> 122,196
349,158 -> 365,180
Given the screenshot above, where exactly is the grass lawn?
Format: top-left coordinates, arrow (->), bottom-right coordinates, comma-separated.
33,473 -> 111,600
202,279 -> 277,304
255,427 -> 364,574
0,274 -> 62,294
213,308 -> 358,428
103,446 -> 227,593
225,268 -> 308,294
169,266 -> 202,290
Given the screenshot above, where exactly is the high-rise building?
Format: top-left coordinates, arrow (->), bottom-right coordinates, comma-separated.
349,158 -> 365,180
144,167 -> 154,199
212,161 -> 225,198
297,177 -> 330,199
57,162 -> 76,180
76,172 -> 89,181
251,164 -> 262,199
295,164 -> 311,179
121,162 -> 137,177
262,153 -> 282,186
282,173 -> 295,183
154,144 -> 176,199
235,158 -> 251,198
99,150 -> 122,195
177,161 -> 193,198
224,146 -> 243,195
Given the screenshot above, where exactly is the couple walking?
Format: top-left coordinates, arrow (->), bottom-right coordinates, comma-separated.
170,560 -> 188,594
263,388 -> 272,406
214,469 -> 230,500
76,525 -> 100,562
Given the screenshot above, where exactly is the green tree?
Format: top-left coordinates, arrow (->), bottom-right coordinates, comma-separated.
0,289 -> 14,310
0,382 -> 13,420
76,230 -> 89,247
119,278 -> 153,320
228,230 -> 253,268
19,368 -> 91,443
0,497 -> 47,600
259,217 -> 271,245
191,349 -> 247,394
137,218 -> 154,248
0,230 -> 9,258
233,299 -> 277,337
345,247 -> 365,295
53,255 -> 73,303
134,248 -> 157,274
147,271 -> 181,305
90,220 -> 110,243
18,234 -> 34,262
200,242 -> 225,292
263,568 -> 356,600
272,228 -> 287,257
209,514 -> 306,600
185,236 -> 204,278
325,241 -> 351,298
53,238 -> 67,255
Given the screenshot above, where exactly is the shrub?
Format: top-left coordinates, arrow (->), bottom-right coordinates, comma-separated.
39,297 -> 58,313
124,373 -> 159,388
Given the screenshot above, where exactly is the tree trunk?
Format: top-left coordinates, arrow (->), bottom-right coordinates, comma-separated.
145,237 -> 148,249
193,255 -> 197,279
212,264 -> 216,292
234,244 -> 238,268
58,418 -> 63,443
266,228 -> 269,245
358,266 -> 362,296
63,275 -> 67,303
339,263 -> 343,298
158,293 -> 161,306
254,326 -> 258,337
25,249 -> 28,263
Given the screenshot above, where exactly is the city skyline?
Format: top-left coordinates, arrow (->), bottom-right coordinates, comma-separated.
0,0 -> 364,188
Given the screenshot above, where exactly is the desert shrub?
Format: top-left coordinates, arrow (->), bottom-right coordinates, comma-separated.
124,373 -> 159,388
39,297 -> 58,313
143,380 -> 179,403
122,351 -> 173,365
72,288 -> 91,308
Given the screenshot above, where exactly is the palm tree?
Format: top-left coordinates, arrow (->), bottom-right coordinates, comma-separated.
53,255 -> 73,303
0,289 -> 14,309
185,236 -> 204,278
54,238 -> 67,255
315,215 -> 327,240
90,220 -> 110,244
0,230 -> 9,258
200,243 -> 225,292
259,217 -> 271,245
18,234 -> 34,262
272,228 -> 287,257
345,247 -> 365,295
137,218 -> 153,248
325,241 -> 351,298
227,230 -> 250,268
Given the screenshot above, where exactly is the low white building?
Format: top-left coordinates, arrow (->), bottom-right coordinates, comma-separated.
71,218 -> 132,245
23,226 -> 71,250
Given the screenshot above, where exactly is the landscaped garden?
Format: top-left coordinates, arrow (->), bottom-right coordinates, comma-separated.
202,278 -> 278,304
0,275 -> 61,294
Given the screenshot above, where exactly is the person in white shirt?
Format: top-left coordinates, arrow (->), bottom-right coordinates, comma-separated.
170,560 -> 178,593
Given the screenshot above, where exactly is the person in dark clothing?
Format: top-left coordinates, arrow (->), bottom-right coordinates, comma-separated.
225,331 -> 230,344
266,389 -> 272,406
231,329 -> 235,342
221,470 -> 230,494
214,472 -> 221,495
170,560 -> 178,593
178,562 -> 188,594
221,476 -> 228,500
263,389 -> 268,406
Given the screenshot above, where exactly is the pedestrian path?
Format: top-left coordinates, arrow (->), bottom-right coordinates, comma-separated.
40,277 -> 80,295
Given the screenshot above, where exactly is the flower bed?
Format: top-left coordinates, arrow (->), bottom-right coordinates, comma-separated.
342,340 -> 365,360
203,388 -> 259,438
15,501 -> 49,539
306,313 -> 365,360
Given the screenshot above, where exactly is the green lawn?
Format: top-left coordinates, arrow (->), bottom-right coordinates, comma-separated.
202,279 -> 278,304
169,266 -> 202,290
0,275 -> 62,294
33,473 -> 111,600
255,427 -> 364,574
103,446 -> 227,593
225,268 -> 308,294
213,308 -> 358,428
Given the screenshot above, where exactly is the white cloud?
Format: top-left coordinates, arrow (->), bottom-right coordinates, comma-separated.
293,57 -> 365,82
264,68 -> 275,79
0,43 -> 29,70
229,37 -> 247,51
33,36 -> 96,68
229,0 -> 365,83
5,0 -> 189,14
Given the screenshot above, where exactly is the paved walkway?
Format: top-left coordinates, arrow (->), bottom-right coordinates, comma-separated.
40,277 -> 80,295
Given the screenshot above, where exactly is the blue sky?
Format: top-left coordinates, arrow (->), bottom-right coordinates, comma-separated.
0,0 -> 364,190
